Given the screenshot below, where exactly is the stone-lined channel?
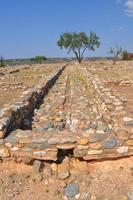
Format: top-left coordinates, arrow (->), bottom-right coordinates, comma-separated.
0,63 -> 133,162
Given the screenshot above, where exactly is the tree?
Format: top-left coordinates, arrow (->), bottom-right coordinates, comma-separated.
57,31 -> 100,63
33,56 -> 47,64
109,46 -> 123,59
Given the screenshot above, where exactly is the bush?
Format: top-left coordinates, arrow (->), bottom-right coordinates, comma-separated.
33,56 -> 47,64
122,51 -> 133,60
122,51 -> 129,60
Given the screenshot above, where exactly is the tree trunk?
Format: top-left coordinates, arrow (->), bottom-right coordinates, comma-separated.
74,50 -> 85,63
78,58 -> 82,63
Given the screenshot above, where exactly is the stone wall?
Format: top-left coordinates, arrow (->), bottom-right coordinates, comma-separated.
0,64 -> 67,139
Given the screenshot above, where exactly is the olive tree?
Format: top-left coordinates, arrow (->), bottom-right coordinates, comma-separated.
57,31 -> 100,63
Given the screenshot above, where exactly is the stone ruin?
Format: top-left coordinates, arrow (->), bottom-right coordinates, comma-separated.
0,63 -> 133,166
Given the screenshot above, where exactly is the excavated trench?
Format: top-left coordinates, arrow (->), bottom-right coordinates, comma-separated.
5,64 -> 67,134
19,67 -> 68,131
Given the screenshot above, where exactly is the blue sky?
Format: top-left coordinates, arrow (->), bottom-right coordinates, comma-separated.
0,0 -> 133,58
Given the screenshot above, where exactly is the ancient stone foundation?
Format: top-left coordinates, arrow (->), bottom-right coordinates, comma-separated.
0,63 -> 133,164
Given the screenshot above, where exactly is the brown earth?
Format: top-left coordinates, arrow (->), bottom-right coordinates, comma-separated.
0,157 -> 133,200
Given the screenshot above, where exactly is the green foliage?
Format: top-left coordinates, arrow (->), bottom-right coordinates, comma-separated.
122,51 -> 129,60
32,56 -> 47,64
122,51 -> 133,60
57,31 -> 100,63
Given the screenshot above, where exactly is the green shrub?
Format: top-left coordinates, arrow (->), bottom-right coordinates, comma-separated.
122,51 -> 133,60
122,51 -> 129,60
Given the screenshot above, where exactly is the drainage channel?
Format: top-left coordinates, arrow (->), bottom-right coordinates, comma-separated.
31,63 -> 108,133
1,63 -> 132,163
0,63 -> 113,162
2,64 -> 67,136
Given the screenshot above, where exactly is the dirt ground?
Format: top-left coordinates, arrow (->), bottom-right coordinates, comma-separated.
0,157 -> 133,200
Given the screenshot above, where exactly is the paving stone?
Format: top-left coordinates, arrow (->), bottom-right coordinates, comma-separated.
78,137 -> 89,145
97,124 -> 107,131
117,146 -> 129,154
58,164 -> 70,180
51,163 -> 58,172
115,106 -> 124,111
70,119 -> 78,131
33,149 -> 57,161
64,183 -> 79,198
33,151 -> 47,157
89,133 -> 108,143
87,150 -> 103,155
48,137 -> 60,145
103,138 -> 117,149
43,122 -> 54,130
74,146 -> 88,158
25,142 -> 51,149
5,135 -> 19,144
127,140 -> 133,146
117,129 -> 130,141
89,122 -> 97,129
21,147 -> 33,152
33,124 -> 44,132
33,160 -> 42,173
15,130 -> 32,139
89,142 -> 102,150
32,137 -> 47,144
123,117 -> 133,126
22,156 -> 34,164
80,192 -> 91,200
57,143 -> 77,150
59,136 -> 77,144
19,137 -> 33,144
